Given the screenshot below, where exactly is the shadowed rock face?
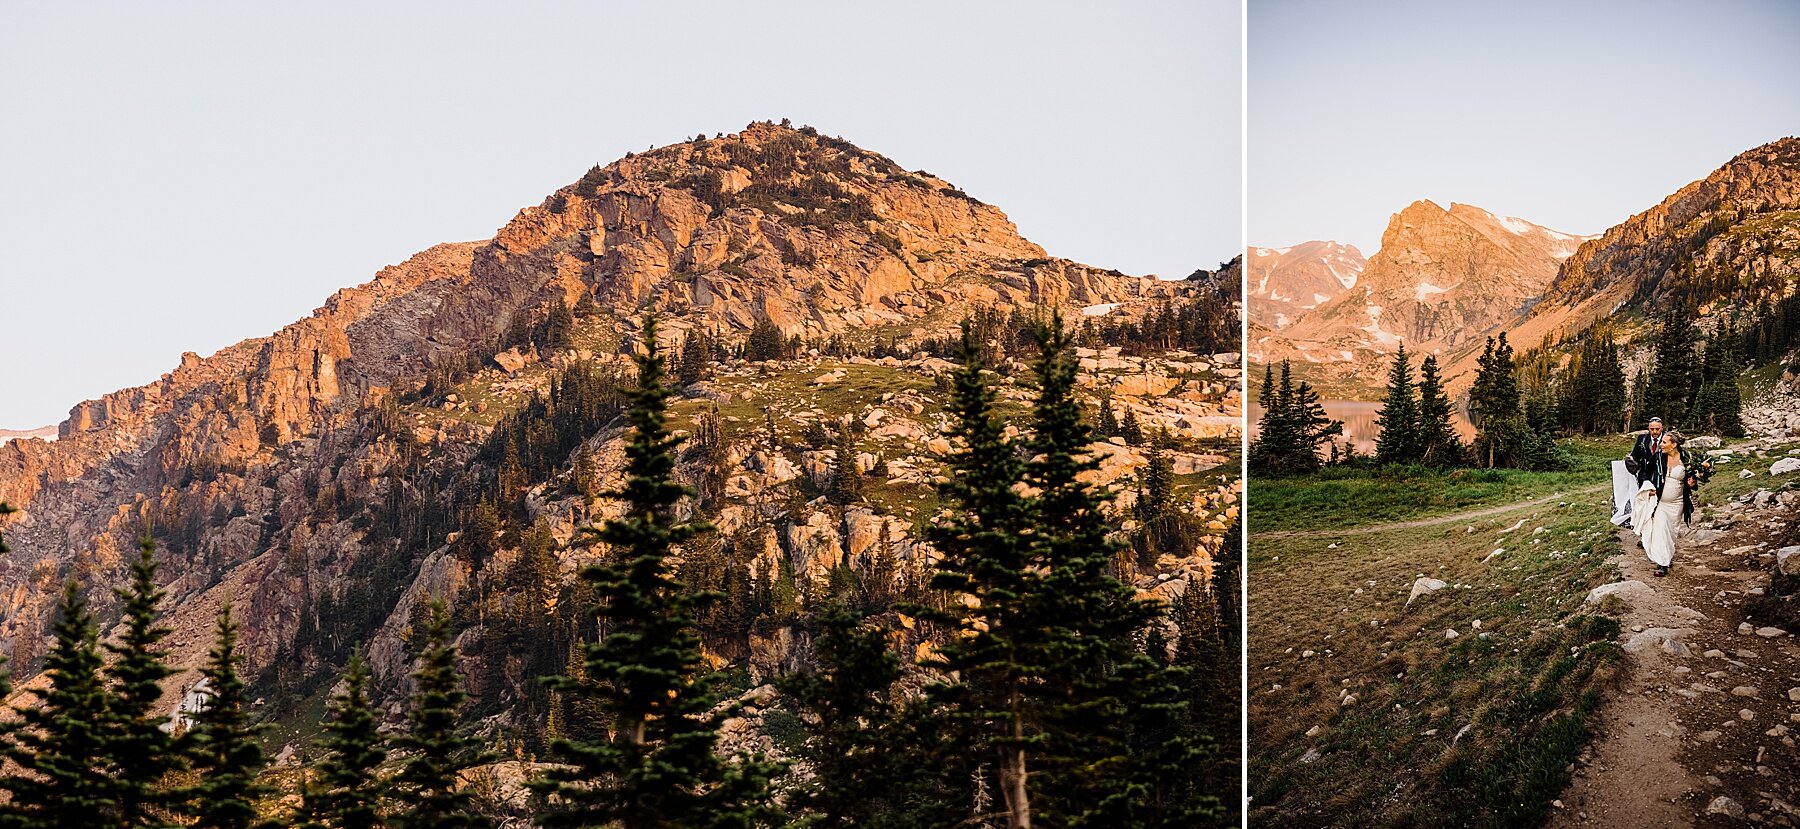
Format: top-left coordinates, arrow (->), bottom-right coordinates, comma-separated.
0,121 -> 1210,700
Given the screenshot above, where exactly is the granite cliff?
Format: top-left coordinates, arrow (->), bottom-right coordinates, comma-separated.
0,123 -> 1238,746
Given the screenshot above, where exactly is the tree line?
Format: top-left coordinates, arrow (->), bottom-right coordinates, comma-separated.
0,314 -> 1237,827
1252,303 -> 1763,475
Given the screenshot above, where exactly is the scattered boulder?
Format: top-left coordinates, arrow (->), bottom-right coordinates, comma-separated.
1771,457 -> 1800,476
1585,580 -> 1653,607
1705,796 -> 1745,819
1407,577 -> 1447,607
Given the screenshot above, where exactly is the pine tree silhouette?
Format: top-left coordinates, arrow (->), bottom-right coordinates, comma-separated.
7,581 -> 118,825
1374,344 -> 1421,465
299,650 -> 387,829
181,603 -> 271,829
107,531 -> 183,826
534,315 -> 780,829
391,599 -> 491,829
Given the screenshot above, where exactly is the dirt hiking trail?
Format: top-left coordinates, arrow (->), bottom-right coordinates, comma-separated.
1550,464 -> 1800,827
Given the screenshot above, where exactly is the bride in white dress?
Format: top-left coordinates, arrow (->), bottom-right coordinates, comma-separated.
1632,430 -> 1694,577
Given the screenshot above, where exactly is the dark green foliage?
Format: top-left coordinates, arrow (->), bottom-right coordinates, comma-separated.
1742,291 -> 1800,367
0,500 -> 14,554
1021,316 -> 1209,827
6,582 -> 119,826
1136,432 -> 1175,523
1690,327 -> 1746,437
1416,355 -> 1464,466
1249,361 -> 1344,474
1120,408 -> 1144,446
107,532 -> 182,826
181,603 -> 271,829
1469,334 -> 1524,468
781,604 -> 944,829
1090,289 -> 1240,358
916,319 -> 1041,826
391,600 -> 491,829
828,427 -> 863,506
1374,344 -> 1422,466
535,316 -> 779,829
745,317 -> 789,362
501,301 -> 575,355
920,316 -> 1213,827
1642,309 -> 1701,429
300,651 -> 388,829
677,327 -> 716,387
1555,328 -> 1627,435
1097,396 -> 1122,438
0,650 -> 17,828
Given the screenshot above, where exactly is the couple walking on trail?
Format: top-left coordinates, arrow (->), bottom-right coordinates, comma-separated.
1613,416 -> 1709,578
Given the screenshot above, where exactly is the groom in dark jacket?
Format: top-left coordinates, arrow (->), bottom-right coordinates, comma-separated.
1630,417 -> 1665,486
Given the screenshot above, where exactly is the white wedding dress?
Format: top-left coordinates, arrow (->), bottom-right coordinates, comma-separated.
1633,462 -> 1683,568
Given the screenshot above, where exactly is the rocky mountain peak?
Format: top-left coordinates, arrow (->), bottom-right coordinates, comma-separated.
1249,201 -> 1577,389
1246,241 -> 1365,330
0,121 -> 1212,700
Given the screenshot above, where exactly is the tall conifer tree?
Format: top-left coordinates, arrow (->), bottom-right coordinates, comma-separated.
919,319 -> 1041,828
1374,344 -> 1421,465
1469,334 -> 1523,468
1644,309 -> 1701,428
391,599 -> 490,829
1022,315 -> 1206,827
8,582 -> 118,826
535,315 -> 779,829
107,532 -> 181,827
1416,355 -> 1462,466
181,603 -> 270,829
300,650 -> 387,829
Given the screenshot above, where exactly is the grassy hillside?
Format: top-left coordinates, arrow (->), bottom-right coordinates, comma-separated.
1249,439 -> 1631,827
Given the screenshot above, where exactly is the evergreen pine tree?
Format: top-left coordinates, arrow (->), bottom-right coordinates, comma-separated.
1249,361 -> 1343,474
1098,395 -> 1121,438
106,531 -> 182,827
782,603 -> 945,829
677,328 -> 713,387
1690,329 -> 1746,437
300,651 -> 387,829
1469,334 -> 1523,468
7,581 -> 119,826
535,315 -> 779,829
391,599 -> 491,829
0,650 -> 19,829
1374,344 -> 1421,465
1137,430 -> 1175,523
828,425 -> 863,506
1415,355 -> 1463,466
1289,378 -> 1343,471
1120,409 -> 1144,446
1712,340 -> 1746,439
0,500 -> 14,554
1021,315 -> 1206,827
917,319 -> 1041,829
181,602 -> 271,829
1644,309 -> 1701,428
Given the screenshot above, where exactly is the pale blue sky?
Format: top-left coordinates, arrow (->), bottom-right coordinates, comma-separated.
1251,0 -> 1800,252
0,1 -> 1241,429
